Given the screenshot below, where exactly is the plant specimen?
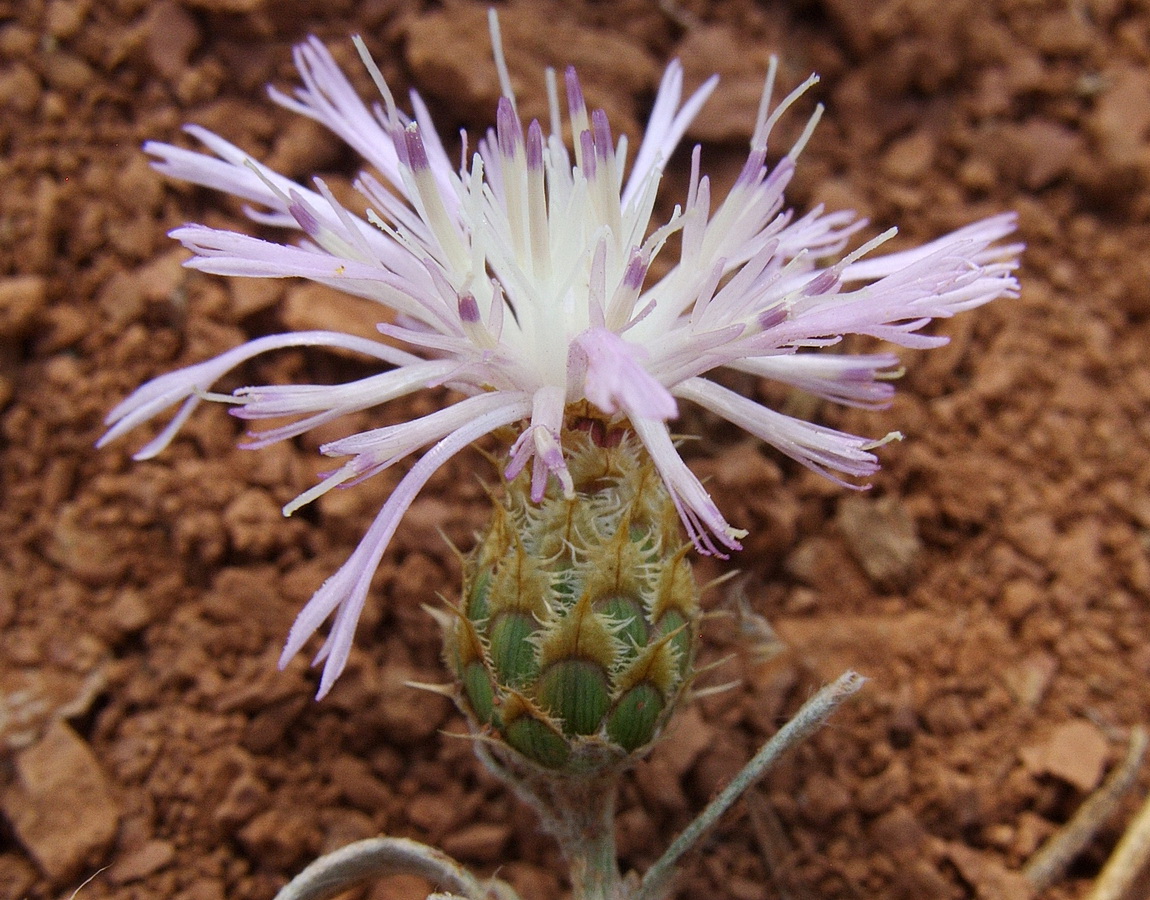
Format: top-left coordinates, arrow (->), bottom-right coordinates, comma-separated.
102,12 -> 1020,899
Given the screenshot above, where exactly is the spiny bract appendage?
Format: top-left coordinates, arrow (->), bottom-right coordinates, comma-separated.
445,416 -> 700,772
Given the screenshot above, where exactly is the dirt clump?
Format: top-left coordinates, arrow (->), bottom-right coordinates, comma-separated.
2,2 -> 1149,899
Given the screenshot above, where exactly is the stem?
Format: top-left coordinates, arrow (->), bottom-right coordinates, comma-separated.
474,741 -> 624,900
565,785 -> 620,900
272,836 -> 513,900
1025,725 -> 1148,891
1089,778 -> 1150,900
635,671 -> 865,900
1084,727 -> 1150,900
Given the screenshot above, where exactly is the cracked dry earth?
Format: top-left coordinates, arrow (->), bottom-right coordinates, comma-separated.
3,1 -> 1150,899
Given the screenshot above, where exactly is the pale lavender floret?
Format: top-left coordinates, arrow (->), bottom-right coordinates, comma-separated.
292,391 -> 528,509
731,353 -> 899,409
677,378 -> 885,485
104,27 -> 1021,697
630,415 -> 745,557
571,327 -> 677,422
99,331 -> 412,459
622,61 -> 718,208
802,268 -> 841,298
841,212 -> 1021,284
505,385 -> 571,502
757,306 -> 789,331
148,133 -> 441,306
268,36 -> 410,203
232,360 -> 457,449
280,394 -> 532,698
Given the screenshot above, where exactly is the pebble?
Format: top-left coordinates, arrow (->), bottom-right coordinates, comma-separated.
0,63 -> 40,114
1014,119 -> 1081,189
236,807 -> 318,870
1052,522 -> 1107,601
175,878 -> 226,900
1004,512 -> 1058,564
1019,718 -> 1110,792
145,1 -> 201,81
870,805 -> 930,859
329,756 -> 391,814
96,270 -> 146,329
404,4 -> 656,137
406,792 -> 460,834
652,704 -> 714,778
1033,11 -> 1094,55
673,25 -> 773,143
115,155 -> 165,216
229,278 -> 282,319
0,24 -> 37,59
857,759 -> 911,815
265,116 -> 341,179
0,855 -> 37,898
280,281 -> 392,344
48,502 -> 130,585
213,770 -> 270,830
1001,651 -> 1057,708
882,130 -> 936,182
439,821 -> 511,863
222,488 -> 287,558
1091,65 -> 1150,172
798,772 -> 853,826
107,839 -> 176,884
242,694 -> 308,753
41,51 -> 94,95
999,579 -> 1044,623
1,720 -> 121,880
498,862 -> 560,900
836,494 -> 922,590
613,805 -> 657,859
632,754 -> 690,815
45,0 -> 89,40
373,666 -> 452,745
179,0 -> 265,11
945,842 -> 1034,900
0,275 -> 47,338
784,534 -> 869,598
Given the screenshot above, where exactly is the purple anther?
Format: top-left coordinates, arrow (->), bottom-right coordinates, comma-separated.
623,250 -> 648,291
526,120 -> 544,170
758,305 -> 788,330
403,123 -> 429,171
735,148 -> 768,188
803,269 -> 839,297
458,292 -> 481,324
579,129 -> 596,178
496,96 -> 522,158
565,66 -> 586,121
288,193 -> 320,236
591,109 -> 612,160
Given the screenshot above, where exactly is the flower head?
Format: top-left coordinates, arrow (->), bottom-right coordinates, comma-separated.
102,14 -> 1021,697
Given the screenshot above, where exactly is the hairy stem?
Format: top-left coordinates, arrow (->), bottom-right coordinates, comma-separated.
474,741 -> 624,900
562,780 -> 621,900
635,671 -> 866,900
272,836 -> 516,900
